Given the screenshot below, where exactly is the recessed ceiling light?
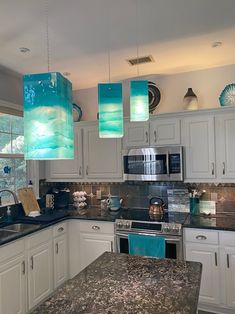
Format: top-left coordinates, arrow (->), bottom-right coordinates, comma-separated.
63,72 -> 71,77
211,41 -> 222,48
19,47 -> 31,53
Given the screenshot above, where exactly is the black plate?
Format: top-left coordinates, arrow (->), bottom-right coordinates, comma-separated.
148,81 -> 161,113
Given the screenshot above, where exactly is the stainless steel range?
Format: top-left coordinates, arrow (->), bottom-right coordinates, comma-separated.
115,209 -> 187,259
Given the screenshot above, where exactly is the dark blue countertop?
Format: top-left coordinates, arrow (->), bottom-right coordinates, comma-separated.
31,252 -> 202,314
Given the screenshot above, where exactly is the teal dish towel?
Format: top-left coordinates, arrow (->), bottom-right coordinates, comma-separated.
128,234 -> 165,258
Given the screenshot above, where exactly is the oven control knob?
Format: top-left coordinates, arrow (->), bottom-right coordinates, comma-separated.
163,225 -> 170,233
173,225 -> 180,233
117,221 -> 123,228
125,221 -> 131,229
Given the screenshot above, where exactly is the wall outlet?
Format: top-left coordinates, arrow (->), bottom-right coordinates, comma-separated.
96,190 -> 102,200
211,192 -> 218,202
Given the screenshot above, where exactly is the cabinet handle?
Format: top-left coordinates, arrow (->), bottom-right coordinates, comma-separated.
58,227 -> 64,232
214,252 -> 218,266
22,261 -> 26,275
92,225 -> 100,231
79,166 -> 82,176
195,235 -> 207,240
111,241 -> 113,252
145,131 -> 148,143
86,166 -> 88,175
222,162 -> 226,175
30,256 -> 34,270
56,243 -> 59,254
211,162 -> 215,176
154,130 -> 157,142
227,254 -> 230,268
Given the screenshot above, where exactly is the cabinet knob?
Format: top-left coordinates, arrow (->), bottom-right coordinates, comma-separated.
79,166 -> 82,176
211,162 -> 215,176
92,225 -> 100,231
227,254 -> 230,268
30,256 -> 34,270
86,166 -> 88,175
58,227 -> 64,232
56,243 -> 59,254
215,252 -> 218,266
22,260 -> 26,275
195,235 -> 207,240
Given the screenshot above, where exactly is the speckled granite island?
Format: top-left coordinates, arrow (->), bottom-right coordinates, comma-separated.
31,252 -> 202,314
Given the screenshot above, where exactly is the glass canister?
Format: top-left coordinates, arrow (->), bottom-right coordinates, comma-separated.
190,197 -> 200,215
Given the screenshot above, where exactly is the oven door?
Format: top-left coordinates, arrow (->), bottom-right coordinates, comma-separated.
116,232 -> 183,260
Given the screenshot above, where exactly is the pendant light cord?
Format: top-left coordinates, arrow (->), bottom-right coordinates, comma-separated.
136,0 -> 140,76
45,0 -> 51,72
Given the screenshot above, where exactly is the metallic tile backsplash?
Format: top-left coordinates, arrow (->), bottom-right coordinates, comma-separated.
39,180 -> 235,213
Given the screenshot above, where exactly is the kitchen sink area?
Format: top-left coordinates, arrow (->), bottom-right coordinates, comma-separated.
0,223 -> 41,242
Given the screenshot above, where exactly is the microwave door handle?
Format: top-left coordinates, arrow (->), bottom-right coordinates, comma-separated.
166,151 -> 170,176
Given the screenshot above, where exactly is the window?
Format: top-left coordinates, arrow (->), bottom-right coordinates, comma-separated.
0,113 -> 27,205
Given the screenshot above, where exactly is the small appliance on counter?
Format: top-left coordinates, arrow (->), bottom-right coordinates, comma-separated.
46,187 -> 70,209
149,197 -> 165,220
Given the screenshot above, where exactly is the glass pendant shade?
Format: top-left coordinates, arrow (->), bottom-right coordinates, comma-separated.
98,83 -> 124,138
23,72 -> 74,160
130,80 -> 149,121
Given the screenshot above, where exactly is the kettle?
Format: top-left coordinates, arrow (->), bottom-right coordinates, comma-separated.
107,196 -> 123,212
149,197 -> 165,219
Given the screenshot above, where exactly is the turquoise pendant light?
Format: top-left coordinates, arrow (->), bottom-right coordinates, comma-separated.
23,72 -> 74,160
130,80 -> 149,121
98,83 -> 123,138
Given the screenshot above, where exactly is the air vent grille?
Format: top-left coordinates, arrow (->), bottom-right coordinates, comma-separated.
127,55 -> 154,66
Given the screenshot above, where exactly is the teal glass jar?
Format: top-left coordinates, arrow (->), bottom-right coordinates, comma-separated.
190,197 -> 200,215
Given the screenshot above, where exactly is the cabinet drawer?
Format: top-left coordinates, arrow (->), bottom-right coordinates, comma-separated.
53,222 -> 67,237
79,220 -> 114,234
184,228 -> 219,244
220,231 -> 235,246
0,239 -> 24,264
28,228 -> 52,249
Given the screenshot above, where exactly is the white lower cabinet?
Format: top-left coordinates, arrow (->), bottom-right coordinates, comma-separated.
53,222 -> 68,289
0,240 -> 26,314
184,228 -> 235,313
27,230 -> 53,310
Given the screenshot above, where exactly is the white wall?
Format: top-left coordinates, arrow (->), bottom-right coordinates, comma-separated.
73,64 -> 235,121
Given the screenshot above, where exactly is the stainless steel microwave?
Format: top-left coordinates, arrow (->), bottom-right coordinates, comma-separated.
123,146 -> 183,181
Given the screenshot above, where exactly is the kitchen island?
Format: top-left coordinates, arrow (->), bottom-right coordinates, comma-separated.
31,252 -> 202,314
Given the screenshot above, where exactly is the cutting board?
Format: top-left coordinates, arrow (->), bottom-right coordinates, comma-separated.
17,188 -> 40,216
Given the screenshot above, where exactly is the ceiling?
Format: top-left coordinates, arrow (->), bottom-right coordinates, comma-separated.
0,0 -> 235,90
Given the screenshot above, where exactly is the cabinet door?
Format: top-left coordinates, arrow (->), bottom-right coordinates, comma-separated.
0,255 -> 26,314
182,115 -> 215,179
221,247 -> 235,308
79,233 -> 114,270
216,114 -> 235,180
123,122 -> 149,147
150,118 -> 181,145
28,242 -> 53,309
185,243 -> 220,305
54,234 -> 68,288
46,126 -> 83,180
83,125 -> 122,179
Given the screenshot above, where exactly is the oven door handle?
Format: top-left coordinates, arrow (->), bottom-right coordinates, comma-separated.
116,233 -> 181,243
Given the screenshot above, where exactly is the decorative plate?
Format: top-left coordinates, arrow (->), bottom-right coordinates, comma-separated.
148,81 -> 161,113
219,84 -> 235,107
73,104 -> 82,122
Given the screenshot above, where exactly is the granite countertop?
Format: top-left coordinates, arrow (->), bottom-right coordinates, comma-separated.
184,213 -> 235,231
31,252 -> 202,314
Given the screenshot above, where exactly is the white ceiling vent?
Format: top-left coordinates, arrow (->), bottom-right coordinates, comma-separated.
127,55 -> 154,66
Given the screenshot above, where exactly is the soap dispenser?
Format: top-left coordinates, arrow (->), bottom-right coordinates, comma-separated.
6,206 -> 12,223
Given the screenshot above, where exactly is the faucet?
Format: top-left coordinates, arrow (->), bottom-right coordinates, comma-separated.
0,189 -> 19,205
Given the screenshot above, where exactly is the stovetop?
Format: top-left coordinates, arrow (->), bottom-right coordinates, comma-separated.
118,208 -> 189,224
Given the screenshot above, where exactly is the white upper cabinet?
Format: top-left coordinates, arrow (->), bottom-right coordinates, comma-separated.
46,125 -> 83,180
150,118 -> 181,146
123,121 -> 149,148
83,124 -> 122,180
216,113 -> 235,180
182,115 -> 215,180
